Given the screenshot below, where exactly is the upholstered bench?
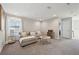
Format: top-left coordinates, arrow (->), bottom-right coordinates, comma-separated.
39,36 -> 51,45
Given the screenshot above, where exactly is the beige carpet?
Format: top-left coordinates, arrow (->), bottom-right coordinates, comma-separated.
1,39 -> 79,55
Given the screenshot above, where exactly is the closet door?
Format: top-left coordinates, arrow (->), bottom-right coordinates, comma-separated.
61,17 -> 72,39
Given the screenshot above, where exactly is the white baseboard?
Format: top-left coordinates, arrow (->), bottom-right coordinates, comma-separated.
0,44 -> 5,53
0,47 -> 3,53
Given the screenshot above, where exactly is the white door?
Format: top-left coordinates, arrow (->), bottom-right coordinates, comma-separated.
72,19 -> 79,39
61,17 -> 72,39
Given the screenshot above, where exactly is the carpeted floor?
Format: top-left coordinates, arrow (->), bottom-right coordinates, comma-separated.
1,39 -> 79,55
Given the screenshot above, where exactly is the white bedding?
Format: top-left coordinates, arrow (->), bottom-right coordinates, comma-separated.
19,36 -> 36,44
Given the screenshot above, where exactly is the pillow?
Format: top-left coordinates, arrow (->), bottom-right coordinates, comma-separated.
20,32 -> 27,37
36,31 -> 41,36
30,32 -> 35,36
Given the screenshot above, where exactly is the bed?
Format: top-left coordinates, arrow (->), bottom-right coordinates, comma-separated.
19,31 -> 42,47
19,36 -> 38,47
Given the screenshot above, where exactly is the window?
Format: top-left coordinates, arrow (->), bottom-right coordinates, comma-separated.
7,16 -> 22,37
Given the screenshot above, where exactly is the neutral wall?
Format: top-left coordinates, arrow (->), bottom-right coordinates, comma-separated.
22,18 -> 40,32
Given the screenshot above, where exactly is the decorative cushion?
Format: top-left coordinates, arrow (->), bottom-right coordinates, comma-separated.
36,31 -> 41,36
20,32 -> 27,37
30,32 -> 36,36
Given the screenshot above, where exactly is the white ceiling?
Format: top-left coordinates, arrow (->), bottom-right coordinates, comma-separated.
1,3 -> 79,20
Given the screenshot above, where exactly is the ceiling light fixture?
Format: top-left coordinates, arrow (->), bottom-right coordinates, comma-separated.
66,3 -> 70,5
47,6 -> 52,9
